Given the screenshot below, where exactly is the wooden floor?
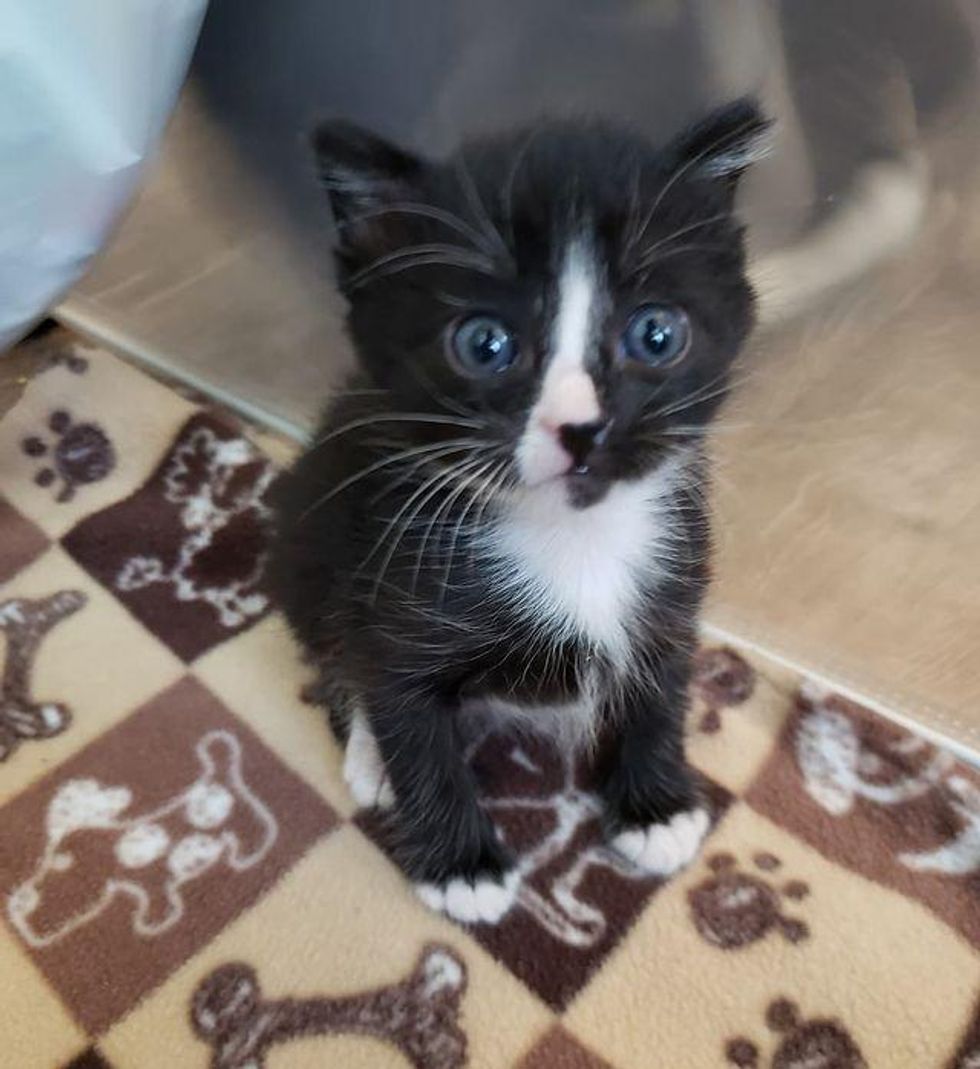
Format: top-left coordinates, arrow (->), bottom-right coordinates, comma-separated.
708,205 -> 980,753
57,92 -> 980,757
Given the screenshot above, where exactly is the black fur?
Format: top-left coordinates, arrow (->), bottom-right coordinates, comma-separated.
270,100 -> 768,893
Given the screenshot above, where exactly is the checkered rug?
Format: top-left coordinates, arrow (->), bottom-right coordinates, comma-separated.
0,336 -> 977,1069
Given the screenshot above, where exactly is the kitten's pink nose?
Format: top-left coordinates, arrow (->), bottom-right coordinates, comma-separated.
558,419 -> 609,471
537,371 -> 600,431
517,371 -> 606,485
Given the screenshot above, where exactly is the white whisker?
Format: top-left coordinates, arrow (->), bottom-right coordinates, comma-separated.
346,244 -> 499,290
347,201 -> 502,260
622,114 -> 764,265
633,212 -> 731,270
298,438 -> 485,522
454,152 -> 513,268
313,411 -> 484,449
410,455 -> 499,593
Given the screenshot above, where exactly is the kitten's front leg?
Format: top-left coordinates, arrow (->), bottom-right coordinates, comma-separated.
603,651 -> 710,876
363,685 -> 519,924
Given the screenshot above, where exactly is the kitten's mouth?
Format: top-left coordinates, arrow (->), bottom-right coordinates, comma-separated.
519,457 -> 611,494
515,426 -> 612,507
562,465 -> 610,508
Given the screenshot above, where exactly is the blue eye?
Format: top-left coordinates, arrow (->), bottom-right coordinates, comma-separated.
621,304 -> 691,367
449,315 -> 518,376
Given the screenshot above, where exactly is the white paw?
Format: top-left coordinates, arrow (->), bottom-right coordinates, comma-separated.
415,870 -> 520,925
343,712 -> 394,810
612,806 -> 710,876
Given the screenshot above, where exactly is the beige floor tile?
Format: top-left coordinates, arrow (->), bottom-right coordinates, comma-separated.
0,344 -> 196,539
103,827 -> 554,1069
0,927 -> 88,1068
707,209 -> 980,755
565,803 -> 980,1069
0,547 -> 185,803
688,646 -> 797,794
193,614 -> 353,816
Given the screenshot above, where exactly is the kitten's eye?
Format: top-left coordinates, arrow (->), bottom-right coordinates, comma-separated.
449,315 -> 518,376
621,304 -> 691,367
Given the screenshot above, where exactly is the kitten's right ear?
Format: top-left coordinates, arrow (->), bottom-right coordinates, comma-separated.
312,120 -> 423,226
668,98 -> 773,203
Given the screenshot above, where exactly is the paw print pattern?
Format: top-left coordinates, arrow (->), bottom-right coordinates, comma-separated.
47,351 -> 89,375
688,852 -> 809,949
725,997 -> 867,1068
21,410 -> 115,503
692,647 -> 755,734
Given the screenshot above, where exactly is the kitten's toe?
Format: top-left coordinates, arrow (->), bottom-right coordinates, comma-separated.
612,806 -> 710,876
342,711 -> 394,810
415,869 -> 520,925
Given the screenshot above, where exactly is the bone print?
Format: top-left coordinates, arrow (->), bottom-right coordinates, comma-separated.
190,943 -> 468,1069
7,731 -> 278,947
796,683 -> 980,876
899,774 -> 980,875
0,590 -> 86,761
115,425 -> 273,628
688,852 -> 809,949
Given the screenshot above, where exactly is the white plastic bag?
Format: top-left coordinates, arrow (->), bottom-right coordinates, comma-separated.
0,0 -> 208,350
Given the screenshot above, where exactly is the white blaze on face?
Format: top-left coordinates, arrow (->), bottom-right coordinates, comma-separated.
517,240 -> 602,486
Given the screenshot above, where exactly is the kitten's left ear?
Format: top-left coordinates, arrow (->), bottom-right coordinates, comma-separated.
311,119 -> 424,227
669,97 -> 773,200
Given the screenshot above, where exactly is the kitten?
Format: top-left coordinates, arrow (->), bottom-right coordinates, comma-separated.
270,99 -> 769,924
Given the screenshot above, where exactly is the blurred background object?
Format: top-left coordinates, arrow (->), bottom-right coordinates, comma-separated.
11,0 -> 980,754
0,0 -> 208,349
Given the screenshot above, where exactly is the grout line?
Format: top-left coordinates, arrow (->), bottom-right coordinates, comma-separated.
702,619 -> 980,768
55,299 -> 311,444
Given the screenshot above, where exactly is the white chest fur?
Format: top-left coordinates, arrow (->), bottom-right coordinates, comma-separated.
486,454 -> 686,666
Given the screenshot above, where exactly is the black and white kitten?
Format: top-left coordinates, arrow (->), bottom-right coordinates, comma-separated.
271,100 -> 768,924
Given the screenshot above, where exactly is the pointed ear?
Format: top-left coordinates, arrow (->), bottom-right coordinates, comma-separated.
669,98 -> 772,198
311,120 -> 423,226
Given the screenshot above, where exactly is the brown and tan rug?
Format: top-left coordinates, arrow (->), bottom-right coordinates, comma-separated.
0,336 -> 977,1069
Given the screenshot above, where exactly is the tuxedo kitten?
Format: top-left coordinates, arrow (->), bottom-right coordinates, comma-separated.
271,99 -> 769,924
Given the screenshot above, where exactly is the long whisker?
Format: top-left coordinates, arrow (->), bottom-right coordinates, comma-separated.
645,364 -> 760,425
367,442 -> 485,506
655,420 -> 751,437
501,128 -> 541,247
622,115 -> 764,265
449,455 -> 509,552
325,387 -> 390,400
297,438 -> 483,522
346,244 -> 499,291
313,411 -> 484,449
634,243 -> 730,279
649,378 -> 735,422
443,457 -> 508,585
356,466 -> 459,582
622,166 -> 646,262
346,202 -> 501,260
367,458 -> 486,602
454,152 -> 513,268
411,455 -> 499,593
405,362 -> 488,423
633,214 -> 732,273
466,460 -> 514,564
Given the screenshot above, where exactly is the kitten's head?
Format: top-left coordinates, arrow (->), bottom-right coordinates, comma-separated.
314,101 -> 769,509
